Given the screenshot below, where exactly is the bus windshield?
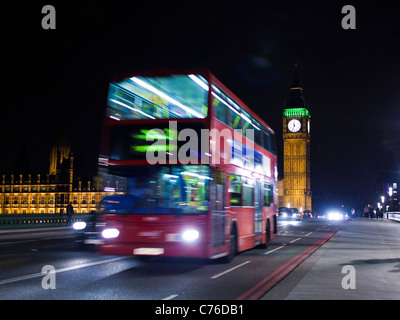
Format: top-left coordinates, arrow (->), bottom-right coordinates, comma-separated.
101,165 -> 211,215
107,74 -> 209,120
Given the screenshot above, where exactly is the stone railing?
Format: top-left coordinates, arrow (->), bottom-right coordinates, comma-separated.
0,213 -> 90,229
387,212 -> 400,222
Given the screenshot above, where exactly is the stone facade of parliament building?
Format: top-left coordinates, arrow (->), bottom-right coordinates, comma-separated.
0,135 -> 116,214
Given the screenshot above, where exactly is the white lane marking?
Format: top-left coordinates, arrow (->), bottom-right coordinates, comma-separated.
210,261 -> 251,279
162,294 -> 178,300
0,256 -> 128,285
0,272 -> 44,285
305,232 -> 313,236
264,245 -> 285,255
289,237 -> 302,244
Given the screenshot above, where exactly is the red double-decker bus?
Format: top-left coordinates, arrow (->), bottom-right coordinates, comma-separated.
98,70 -> 277,261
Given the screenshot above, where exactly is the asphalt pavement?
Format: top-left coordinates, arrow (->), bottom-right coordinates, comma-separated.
0,219 -> 348,300
262,218 -> 400,300
2,218 -> 399,300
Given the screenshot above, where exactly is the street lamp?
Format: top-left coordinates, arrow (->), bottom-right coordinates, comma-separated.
377,202 -> 382,219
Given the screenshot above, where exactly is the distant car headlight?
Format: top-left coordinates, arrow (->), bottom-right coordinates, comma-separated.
281,212 -> 288,218
73,221 -> 86,230
327,211 -> 343,220
102,228 -> 120,239
182,229 -> 199,242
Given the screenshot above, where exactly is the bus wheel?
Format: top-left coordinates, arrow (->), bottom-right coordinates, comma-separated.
223,225 -> 238,263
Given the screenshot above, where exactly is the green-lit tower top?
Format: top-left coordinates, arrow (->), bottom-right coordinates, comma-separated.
283,62 -> 310,118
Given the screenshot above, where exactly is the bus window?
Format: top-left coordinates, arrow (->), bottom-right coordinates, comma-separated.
263,184 -> 273,207
253,120 -> 262,146
103,165 -> 211,214
263,130 -> 270,152
212,84 -> 243,131
241,110 -> 252,138
242,178 -> 254,206
214,96 -> 228,125
107,74 -> 208,120
269,134 -> 276,154
229,174 -> 242,206
229,108 -> 242,130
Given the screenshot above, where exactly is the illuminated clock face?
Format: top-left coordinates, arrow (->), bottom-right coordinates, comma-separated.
288,119 -> 301,132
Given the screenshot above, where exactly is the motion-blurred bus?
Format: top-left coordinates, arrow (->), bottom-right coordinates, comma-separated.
98,70 -> 277,261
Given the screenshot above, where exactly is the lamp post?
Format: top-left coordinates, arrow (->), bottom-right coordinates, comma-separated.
389,187 -> 393,215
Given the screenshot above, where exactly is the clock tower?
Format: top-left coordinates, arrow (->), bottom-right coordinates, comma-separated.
282,64 -> 311,213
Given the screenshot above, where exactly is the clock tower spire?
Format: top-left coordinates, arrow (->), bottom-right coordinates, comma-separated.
281,62 -> 312,215
286,61 -> 305,108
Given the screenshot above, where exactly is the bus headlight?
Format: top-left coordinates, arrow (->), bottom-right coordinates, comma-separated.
73,221 -> 86,230
102,228 -> 120,239
182,229 -> 199,242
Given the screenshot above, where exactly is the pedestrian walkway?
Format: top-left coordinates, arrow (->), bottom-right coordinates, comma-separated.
262,218 -> 400,300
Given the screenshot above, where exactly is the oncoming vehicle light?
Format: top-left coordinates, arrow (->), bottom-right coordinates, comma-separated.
182,229 -> 200,242
102,228 -> 120,239
73,221 -> 86,230
327,211 -> 343,221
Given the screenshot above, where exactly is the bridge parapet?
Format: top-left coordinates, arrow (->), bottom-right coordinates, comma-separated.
0,213 -> 90,229
387,212 -> 400,222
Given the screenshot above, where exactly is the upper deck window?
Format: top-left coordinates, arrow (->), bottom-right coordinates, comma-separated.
107,74 -> 208,120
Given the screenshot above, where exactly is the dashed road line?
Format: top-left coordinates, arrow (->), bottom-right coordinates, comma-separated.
162,294 -> 178,300
210,261 -> 251,279
0,256 -> 128,285
264,246 -> 285,255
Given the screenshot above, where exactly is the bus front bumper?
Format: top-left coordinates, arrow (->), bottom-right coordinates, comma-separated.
99,242 -> 209,259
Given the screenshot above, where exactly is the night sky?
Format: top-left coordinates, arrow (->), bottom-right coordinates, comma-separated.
2,1 -> 400,211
